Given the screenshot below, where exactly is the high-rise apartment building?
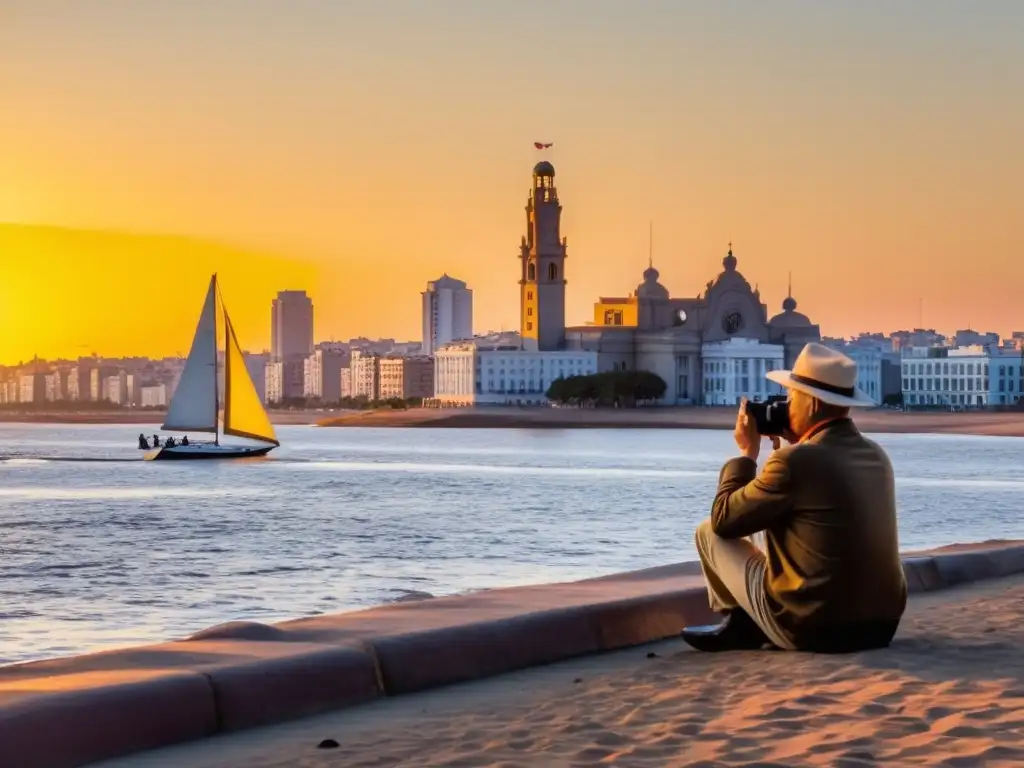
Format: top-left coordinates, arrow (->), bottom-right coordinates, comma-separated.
140,384 -> 169,408
271,291 -> 314,361
421,275 -> 472,356
44,369 -> 69,402
350,351 -> 380,400
264,358 -> 305,404
303,349 -> 348,402
68,364 -> 94,401
378,356 -> 435,400
90,366 -> 119,401
18,373 -> 46,404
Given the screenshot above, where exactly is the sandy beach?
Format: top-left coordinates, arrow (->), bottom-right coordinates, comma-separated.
99,574 -> 1024,768
318,406 -> 1024,438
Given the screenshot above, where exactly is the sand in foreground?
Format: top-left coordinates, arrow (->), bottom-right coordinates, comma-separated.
102,575 -> 1024,767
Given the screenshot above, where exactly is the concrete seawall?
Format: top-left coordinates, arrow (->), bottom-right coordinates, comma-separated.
3,540 -> 1024,768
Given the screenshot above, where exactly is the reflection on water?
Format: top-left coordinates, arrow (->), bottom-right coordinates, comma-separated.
1,422 -> 1023,665
298,461 -> 715,479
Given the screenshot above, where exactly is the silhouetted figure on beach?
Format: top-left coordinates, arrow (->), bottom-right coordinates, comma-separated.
138,433 -> 149,450
682,343 -> 907,654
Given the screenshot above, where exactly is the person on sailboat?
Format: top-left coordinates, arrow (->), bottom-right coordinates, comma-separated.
138,433 -> 150,450
152,434 -> 161,447
146,273 -> 280,461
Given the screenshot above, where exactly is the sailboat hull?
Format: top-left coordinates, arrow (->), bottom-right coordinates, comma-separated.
144,444 -> 276,461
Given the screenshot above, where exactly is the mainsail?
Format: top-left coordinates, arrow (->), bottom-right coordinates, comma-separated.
222,305 -> 279,446
162,276 -> 219,433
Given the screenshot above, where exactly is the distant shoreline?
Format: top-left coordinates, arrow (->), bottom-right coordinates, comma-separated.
5,407 -> 1024,437
317,407 -> 1024,437
0,410 -> 321,426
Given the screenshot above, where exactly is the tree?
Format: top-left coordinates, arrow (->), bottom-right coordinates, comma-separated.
633,371 -> 667,401
546,376 -> 568,403
545,370 -> 667,407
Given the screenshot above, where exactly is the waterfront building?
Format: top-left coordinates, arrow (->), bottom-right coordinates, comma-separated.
271,290 -> 314,360
89,366 -> 121,401
433,342 -> 597,406
433,160 -> 825,407
568,253 -> 821,405
44,369 -> 69,402
101,374 -> 121,404
0,377 -> 19,404
421,275 -> 473,356
265,358 -> 304,404
18,373 -> 45,404
822,337 -> 886,405
303,349 -> 347,401
140,384 -> 168,408
991,353 -> 1024,405
350,351 -> 381,400
68,364 -> 93,401
699,338 -> 785,405
518,161 -> 568,352
379,355 -> 435,400
900,345 -> 1024,408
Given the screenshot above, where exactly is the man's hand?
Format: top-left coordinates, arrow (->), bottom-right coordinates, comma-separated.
769,428 -> 799,451
734,398 -> 761,462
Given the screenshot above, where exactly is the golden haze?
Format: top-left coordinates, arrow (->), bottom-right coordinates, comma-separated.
2,3 -> 1023,364
0,225 -> 319,364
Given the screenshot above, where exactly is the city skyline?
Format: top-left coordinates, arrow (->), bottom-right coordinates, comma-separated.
0,219 -> 1020,366
2,2 -> 1023,363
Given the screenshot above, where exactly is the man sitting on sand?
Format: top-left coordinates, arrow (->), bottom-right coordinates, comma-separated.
681,342 -> 908,653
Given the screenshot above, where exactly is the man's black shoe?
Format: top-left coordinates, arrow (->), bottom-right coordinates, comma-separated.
680,608 -> 771,652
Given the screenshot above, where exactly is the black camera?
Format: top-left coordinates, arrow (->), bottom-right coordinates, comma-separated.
745,395 -> 790,436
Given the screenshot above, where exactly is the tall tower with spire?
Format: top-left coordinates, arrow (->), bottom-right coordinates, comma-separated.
519,161 -> 567,351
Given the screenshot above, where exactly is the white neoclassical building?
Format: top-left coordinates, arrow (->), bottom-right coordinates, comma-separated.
902,347 -> 990,408
433,341 -> 597,406
899,345 -> 1024,408
700,338 -> 785,405
846,345 -> 884,405
991,354 -> 1024,405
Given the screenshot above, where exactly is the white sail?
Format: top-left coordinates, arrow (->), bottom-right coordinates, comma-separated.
162,275 -> 219,433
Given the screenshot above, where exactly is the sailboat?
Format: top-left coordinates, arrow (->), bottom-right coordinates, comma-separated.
145,274 -> 280,461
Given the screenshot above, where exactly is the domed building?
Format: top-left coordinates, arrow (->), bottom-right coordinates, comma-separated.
568,245 -> 821,405
435,159 -> 822,407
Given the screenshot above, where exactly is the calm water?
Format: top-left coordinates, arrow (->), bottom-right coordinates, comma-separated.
2,423 -> 1023,665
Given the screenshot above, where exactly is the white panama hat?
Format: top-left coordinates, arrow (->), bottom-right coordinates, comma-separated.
765,342 -> 875,407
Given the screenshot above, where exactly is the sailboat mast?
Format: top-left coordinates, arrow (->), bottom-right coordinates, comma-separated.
212,273 -> 220,446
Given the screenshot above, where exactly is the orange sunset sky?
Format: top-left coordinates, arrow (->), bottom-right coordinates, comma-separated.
1,1 -> 1022,365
